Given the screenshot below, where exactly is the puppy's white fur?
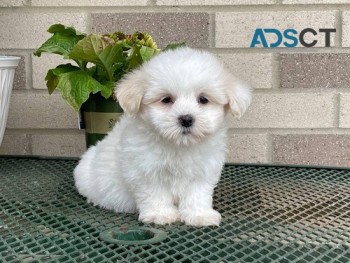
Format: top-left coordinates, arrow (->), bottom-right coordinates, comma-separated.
74,47 -> 251,227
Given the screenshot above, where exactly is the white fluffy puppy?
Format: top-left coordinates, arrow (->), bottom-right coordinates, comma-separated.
74,47 -> 251,227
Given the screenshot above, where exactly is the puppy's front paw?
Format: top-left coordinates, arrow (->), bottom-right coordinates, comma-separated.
139,208 -> 180,225
181,209 -> 221,227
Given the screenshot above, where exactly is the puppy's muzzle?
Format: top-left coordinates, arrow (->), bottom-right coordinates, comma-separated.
178,114 -> 195,128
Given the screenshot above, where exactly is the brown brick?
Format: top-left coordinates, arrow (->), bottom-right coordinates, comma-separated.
91,13 -> 209,48
273,134 -> 350,166
13,56 -> 26,90
281,53 -> 350,89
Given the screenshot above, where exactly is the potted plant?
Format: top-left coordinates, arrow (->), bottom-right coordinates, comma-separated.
0,56 -> 20,147
34,24 -> 183,147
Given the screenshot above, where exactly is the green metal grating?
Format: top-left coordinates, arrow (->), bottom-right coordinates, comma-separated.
1,157 -> 350,263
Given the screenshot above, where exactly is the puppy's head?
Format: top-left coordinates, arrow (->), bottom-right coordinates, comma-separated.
116,47 -> 251,145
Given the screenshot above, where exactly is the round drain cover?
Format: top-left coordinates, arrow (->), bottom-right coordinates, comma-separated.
99,226 -> 167,245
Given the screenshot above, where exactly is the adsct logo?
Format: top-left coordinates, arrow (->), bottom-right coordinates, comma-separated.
250,28 -> 336,48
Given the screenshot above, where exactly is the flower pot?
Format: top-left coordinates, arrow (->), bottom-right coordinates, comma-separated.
0,56 -> 20,146
81,93 -> 123,148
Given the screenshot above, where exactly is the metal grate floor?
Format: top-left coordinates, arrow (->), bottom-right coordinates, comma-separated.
0,157 -> 350,262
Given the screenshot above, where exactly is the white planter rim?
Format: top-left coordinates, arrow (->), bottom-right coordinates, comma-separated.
0,56 -> 20,68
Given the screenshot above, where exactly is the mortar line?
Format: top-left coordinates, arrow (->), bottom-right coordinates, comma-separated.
5,47 -> 350,54
8,48 -> 350,54
27,133 -> 33,155
272,52 -> 280,89
5,128 -> 85,135
209,12 -> 216,48
10,128 -> 349,136
336,10 -> 343,47
86,10 -> 92,34
335,93 -> 341,128
2,5 -> 350,13
27,50 -> 33,90
252,88 -> 350,94
206,47 -> 350,53
228,127 -> 350,134
266,133 -> 273,164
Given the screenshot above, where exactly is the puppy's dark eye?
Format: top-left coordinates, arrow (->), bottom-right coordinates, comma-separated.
161,96 -> 173,104
198,96 -> 209,105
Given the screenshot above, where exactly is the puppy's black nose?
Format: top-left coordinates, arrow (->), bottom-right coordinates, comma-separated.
178,114 -> 195,128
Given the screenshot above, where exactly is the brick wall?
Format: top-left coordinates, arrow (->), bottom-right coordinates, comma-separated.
1,0 -> 350,166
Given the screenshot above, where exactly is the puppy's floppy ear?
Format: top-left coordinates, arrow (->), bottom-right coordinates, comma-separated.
224,73 -> 252,119
114,69 -> 146,115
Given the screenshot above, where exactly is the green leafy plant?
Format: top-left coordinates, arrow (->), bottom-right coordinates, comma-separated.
34,24 -> 185,111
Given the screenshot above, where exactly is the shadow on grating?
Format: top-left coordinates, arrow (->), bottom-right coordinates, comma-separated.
0,157 -> 350,263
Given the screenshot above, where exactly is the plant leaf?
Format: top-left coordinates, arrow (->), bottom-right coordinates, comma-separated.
139,46 -> 159,62
112,62 -> 126,81
45,70 -> 59,94
68,34 -> 124,81
126,44 -> 158,70
34,24 -> 85,57
126,45 -> 143,70
99,81 -> 115,99
47,24 -> 84,36
45,64 -> 80,94
163,42 -> 186,51
57,70 -> 113,111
